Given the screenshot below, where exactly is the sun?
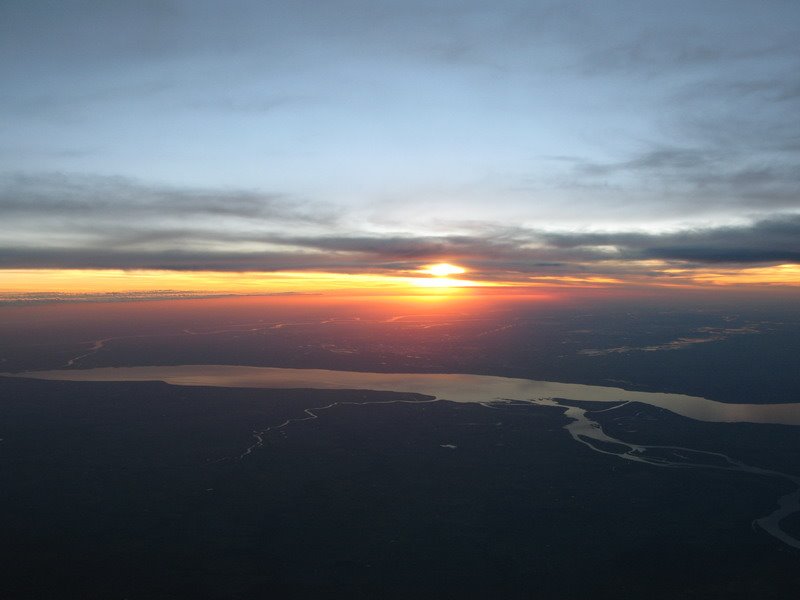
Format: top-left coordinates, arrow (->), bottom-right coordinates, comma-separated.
420,263 -> 466,277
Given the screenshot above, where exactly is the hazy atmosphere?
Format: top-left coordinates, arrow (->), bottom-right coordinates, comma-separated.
2,3 -> 799,599
2,0 -> 799,293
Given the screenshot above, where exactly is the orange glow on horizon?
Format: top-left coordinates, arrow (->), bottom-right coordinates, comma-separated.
0,263 -> 797,300
409,277 -> 487,288
0,268 -> 496,297
672,263 -> 800,286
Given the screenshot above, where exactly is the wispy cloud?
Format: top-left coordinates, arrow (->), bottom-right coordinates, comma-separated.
0,172 -> 332,222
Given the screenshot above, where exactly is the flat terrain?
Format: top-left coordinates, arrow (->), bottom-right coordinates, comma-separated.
2,295 -> 799,403
2,376 -> 798,599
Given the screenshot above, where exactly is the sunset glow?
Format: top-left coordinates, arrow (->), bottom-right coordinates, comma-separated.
420,263 -> 467,277
0,262 -> 798,301
0,268 -> 497,298
2,4 -> 800,596
0,3 -> 796,304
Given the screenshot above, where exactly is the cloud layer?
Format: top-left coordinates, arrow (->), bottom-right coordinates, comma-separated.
2,172 -> 798,285
2,2 -> 799,231
1,3 -> 799,288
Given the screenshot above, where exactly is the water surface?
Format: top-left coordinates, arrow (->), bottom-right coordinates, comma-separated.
10,364 -> 800,426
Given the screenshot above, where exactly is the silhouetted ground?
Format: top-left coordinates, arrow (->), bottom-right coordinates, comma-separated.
1,295 -> 798,403
2,377 -> 798,599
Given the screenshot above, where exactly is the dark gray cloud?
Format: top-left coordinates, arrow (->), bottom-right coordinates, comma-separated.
0,290 -> 252,307
0,247 -> 337,272
282,216 -> 800,270
2,175 -> 798,282
563,143 -> 800,211
541,215 -> 800,264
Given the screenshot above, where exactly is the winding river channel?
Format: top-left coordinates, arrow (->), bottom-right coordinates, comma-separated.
7,365 -> 800,549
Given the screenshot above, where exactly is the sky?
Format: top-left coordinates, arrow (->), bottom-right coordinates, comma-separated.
1,0 -> 799,295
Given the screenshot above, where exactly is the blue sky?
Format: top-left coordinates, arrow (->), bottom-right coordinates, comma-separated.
1,1 -> 799,281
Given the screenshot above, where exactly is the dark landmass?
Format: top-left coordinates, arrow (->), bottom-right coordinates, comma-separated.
572,399 -> 800,481
2,294 -> 799,597
2,376 -> 798,599
1,295 -> 797,403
